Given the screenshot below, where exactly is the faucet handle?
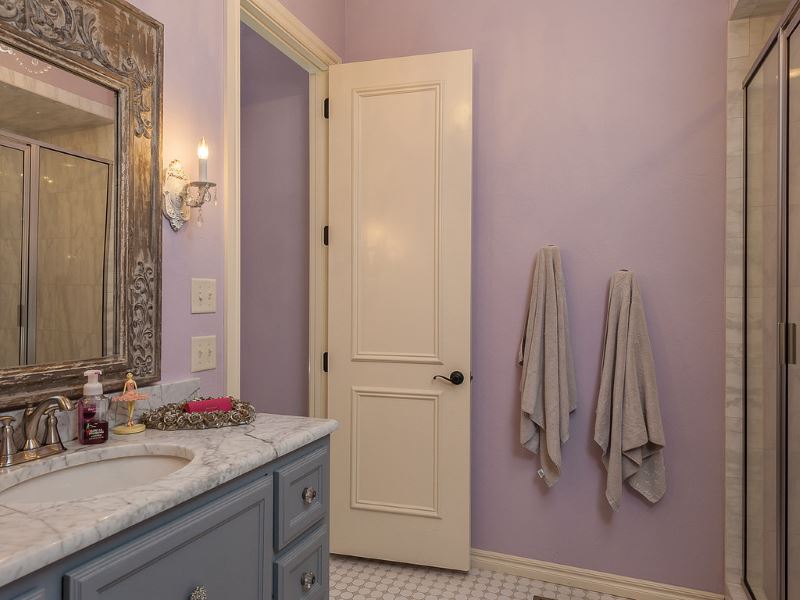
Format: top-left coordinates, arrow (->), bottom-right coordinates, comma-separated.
0,416 -> 17,466
40,406 -> 65,448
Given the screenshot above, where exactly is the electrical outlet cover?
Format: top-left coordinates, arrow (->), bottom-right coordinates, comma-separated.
191,335 -> 217,372
191,278 -> 217,314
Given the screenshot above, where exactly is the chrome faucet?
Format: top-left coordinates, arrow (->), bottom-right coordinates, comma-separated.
0,396 -> 73,467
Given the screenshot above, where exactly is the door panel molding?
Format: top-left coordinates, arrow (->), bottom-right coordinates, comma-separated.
351,83 -> 443,364
350,386 -> 441,518
352,353 -> 444,365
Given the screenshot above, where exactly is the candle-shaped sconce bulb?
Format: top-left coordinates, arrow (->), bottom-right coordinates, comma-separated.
197,137 -> 209,182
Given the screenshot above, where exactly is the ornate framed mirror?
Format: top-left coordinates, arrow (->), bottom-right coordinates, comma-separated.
0,0 -> 163,408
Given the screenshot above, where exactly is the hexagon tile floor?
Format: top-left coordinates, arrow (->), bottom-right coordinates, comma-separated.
329,555 -> 631,600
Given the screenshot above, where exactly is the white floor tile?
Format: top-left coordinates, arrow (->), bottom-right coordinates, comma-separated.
330,556 -> 631,600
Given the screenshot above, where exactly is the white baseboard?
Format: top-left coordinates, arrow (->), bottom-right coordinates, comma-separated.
470,549 -> 724,600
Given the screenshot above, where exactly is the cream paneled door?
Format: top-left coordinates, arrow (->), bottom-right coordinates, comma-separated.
328,50 -> 473,571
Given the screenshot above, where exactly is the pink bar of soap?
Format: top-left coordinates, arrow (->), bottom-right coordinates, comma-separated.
184,397 -> 233,413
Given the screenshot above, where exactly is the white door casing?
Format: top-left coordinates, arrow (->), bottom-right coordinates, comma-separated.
328,50 -> 473,571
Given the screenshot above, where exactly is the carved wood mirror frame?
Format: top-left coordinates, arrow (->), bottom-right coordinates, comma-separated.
0,0 -> 163,409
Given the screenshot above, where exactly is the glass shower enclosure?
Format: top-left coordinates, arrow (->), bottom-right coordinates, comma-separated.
0,130 -> 115,367
744,6 -> 800,599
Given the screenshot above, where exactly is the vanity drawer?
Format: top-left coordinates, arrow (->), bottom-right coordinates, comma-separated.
274,525 -> 328,600
64,476 -> 273,600
275,445 -> 328,550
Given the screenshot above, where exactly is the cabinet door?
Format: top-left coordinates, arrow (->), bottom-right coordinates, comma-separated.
64,476 -> 273,600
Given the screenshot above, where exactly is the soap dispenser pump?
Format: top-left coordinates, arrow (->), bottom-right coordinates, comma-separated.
78,369 -> 109,445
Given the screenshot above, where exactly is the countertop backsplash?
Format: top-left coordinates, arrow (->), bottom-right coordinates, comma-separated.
4,378 -> 201,448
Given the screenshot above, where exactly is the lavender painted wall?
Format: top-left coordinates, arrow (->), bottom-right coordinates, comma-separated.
280,0 -> 346,58
128,0 -> 226,396
344,0 -> 727,592
240,23 -> 309,415
119,0 -> 728,590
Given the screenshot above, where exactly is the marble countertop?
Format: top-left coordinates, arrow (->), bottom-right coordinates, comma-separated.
0,413 -> 338,588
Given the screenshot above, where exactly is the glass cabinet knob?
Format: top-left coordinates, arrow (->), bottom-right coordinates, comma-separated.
301,571 -> 316,591
302,486 -> 317,504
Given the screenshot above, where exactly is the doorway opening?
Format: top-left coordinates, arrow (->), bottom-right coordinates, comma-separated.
239,23 -> 309,414
223,0 -> 337,417
224,2 -> 473,570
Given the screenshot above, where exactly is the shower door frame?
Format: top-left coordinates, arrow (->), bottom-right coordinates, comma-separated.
0,135 -> 32,366
742,3 -> 800,598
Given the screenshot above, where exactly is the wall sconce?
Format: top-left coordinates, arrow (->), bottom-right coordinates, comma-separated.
162,138 -> 217,231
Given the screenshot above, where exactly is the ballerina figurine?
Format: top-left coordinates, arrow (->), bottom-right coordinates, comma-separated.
112,373 -> 147,434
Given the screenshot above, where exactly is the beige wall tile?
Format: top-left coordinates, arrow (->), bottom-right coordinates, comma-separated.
730,19 -> 751,58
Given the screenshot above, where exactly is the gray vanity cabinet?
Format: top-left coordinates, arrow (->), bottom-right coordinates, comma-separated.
0,437 -> 330,600
64,476 -> 273,600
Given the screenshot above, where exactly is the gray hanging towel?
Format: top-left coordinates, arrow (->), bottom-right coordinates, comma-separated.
518,246 -> 577,486
594,270 -> 666,511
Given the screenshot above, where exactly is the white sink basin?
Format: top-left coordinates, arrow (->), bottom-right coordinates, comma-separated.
0,445 -> 193,504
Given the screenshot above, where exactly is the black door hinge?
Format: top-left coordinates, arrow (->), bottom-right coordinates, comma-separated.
323,225 -> 329,246
787,323 -> 797,365
322,352 -> 329,373
323,98 -> 329,119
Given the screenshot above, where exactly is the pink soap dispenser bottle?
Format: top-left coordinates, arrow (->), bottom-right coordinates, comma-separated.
78,369 -> 109,445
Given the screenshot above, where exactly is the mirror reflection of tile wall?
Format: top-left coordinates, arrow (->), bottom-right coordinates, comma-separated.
45,124 -> 115,163
35,148 -> 110,364
0,42 -> 118,368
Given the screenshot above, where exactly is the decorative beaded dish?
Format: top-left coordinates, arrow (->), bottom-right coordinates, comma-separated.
140,397 -> 256,430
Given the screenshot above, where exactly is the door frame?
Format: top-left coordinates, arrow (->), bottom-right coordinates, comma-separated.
223,0 -> 340,417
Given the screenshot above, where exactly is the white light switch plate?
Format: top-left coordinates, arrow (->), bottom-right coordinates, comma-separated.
191,278 -> 217,314
191,335 -> 216,372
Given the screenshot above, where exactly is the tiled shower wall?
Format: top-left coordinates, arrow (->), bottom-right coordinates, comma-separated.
45,124 -> 115,162
726,13 -> 782,600
35,149 -> 110,364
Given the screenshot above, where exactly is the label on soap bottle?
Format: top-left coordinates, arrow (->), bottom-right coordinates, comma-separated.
83,421 -> 108,443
